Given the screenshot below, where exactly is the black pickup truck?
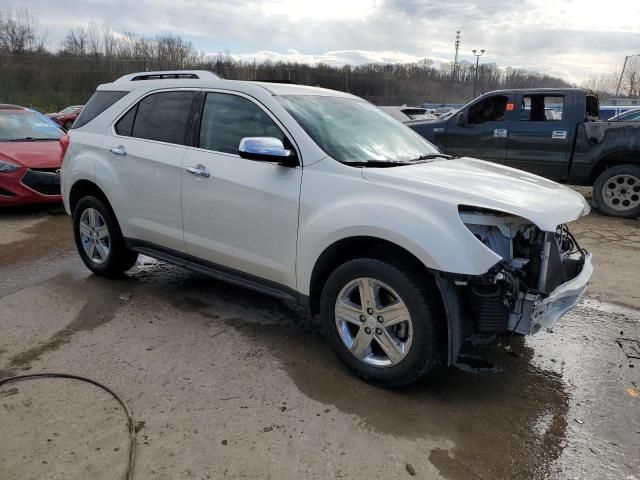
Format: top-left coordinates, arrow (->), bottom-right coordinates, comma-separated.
408,88 -> 640,217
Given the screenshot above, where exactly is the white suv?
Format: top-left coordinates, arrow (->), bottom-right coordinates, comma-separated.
61,70 -> 593,386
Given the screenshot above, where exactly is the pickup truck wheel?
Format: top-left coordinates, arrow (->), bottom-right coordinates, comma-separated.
320,258 -> 441,387
73,196 -> 139,277
593,165 -> 640,218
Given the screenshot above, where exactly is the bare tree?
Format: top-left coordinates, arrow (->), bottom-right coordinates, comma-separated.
0,8 -> 45,53
582,72 -> 618,99
61,27 -> 89,56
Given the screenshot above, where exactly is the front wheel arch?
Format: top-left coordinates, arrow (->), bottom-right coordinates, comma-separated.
308,236 -> 439,316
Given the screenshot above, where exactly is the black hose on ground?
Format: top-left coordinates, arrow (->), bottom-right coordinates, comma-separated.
0,373 -> 136,480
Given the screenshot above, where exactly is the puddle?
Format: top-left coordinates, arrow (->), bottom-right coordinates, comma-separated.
1,273 -> 132,378
0,212 -> 72,267
227,317 -> 569,480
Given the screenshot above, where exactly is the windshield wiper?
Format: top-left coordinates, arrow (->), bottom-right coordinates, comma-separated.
411,153 -> 453,161
346,160 -> 415,168
6,137 -> 58,142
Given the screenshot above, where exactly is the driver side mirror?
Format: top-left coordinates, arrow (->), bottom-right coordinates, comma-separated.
456,112 -> 468,127
238,137 -> 298,167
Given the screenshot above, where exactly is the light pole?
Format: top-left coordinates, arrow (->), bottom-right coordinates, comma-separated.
472,49 -> 485,98
615,54 -> 640,96
453,31 -> 461,81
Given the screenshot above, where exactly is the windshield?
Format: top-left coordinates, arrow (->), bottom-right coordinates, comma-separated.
277,95 -> 439,164
0,110 -> 64,141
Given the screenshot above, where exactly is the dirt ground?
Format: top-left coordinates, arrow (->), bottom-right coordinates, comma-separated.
0,198 -> 638,480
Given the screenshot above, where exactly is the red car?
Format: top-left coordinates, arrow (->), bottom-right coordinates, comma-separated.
0,104 -> 64,206
47,105 -> 83,130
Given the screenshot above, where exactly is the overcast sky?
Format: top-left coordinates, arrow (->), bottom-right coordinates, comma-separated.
12,0 -> 640,83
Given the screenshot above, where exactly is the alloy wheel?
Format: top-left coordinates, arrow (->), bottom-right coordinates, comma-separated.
79,208 -> 110,264
334,277 -> 413,367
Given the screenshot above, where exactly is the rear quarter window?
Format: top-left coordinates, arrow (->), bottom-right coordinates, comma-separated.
73,91 -> 128,129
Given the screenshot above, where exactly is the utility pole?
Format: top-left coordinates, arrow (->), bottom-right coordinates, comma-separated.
453,31 -> 461,82
616,54 -> 640,96
472,49 -> 485,99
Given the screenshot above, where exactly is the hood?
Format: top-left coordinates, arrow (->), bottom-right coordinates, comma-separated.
0,141 -> 62,169
361,157 -> 590,231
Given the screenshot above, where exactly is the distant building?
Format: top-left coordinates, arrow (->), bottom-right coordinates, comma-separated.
603,98 -> 640,106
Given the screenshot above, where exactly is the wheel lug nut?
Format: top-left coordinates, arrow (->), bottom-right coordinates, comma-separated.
377,316 -> 383,323
359,315 -> 365,321
364,327 -> 372,334
375,328 -> 382,335
367,308 -> 373,315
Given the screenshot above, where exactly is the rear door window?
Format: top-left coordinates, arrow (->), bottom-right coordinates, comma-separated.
115,91 -> 197,145
73,91 -> 128,128
519,95 -> 564,121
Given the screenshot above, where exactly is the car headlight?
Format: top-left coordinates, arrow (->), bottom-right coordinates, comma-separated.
0,160 -> 20,173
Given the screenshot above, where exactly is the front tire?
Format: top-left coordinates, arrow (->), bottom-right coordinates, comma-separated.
320,258 -> 442,387
593,164 -> 640,218
73,196 -> 138,277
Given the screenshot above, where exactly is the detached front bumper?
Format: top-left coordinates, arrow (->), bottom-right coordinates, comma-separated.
509,253 -> 593,335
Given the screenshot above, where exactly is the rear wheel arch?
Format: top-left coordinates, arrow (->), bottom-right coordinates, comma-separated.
69,180 -> 112,218
589,150 -> 640,184
70,179 -> 129,242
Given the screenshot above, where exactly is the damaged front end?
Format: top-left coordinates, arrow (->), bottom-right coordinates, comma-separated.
440,206 -> 593,364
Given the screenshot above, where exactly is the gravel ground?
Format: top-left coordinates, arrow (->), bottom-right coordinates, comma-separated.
0,198 -> 638,480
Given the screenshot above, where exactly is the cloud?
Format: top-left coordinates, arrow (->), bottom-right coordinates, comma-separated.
5,0 -> 639,82
226,49 -> 449,67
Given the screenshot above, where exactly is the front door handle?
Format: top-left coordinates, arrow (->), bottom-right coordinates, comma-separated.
109,145 -> 127,156
493,129 -> 508,138
185,164 -> 210,178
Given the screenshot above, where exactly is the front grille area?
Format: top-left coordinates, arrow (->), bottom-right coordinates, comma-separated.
21,169 -> 61,195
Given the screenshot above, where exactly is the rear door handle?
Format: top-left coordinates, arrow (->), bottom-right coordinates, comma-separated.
185,164 -> 210,178
109,145 -> 127,156
552,130 -> 567,140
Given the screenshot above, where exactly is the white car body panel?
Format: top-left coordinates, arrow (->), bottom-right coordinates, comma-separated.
295,157 -> 506,295
361,157 -> 590,231
182,146 -> 302,289
103,135 -> 186,252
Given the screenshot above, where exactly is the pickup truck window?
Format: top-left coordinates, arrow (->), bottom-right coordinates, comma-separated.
586,95 -> 599,120
519,95 -> 563,121
468,95 -> 508,124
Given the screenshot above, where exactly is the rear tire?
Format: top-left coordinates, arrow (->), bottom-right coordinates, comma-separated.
593,164 -> 640,218
319,258 -> 442,387
73,196 -> 138,277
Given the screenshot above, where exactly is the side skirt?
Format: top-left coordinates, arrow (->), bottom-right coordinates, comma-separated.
125,238 -> 299,303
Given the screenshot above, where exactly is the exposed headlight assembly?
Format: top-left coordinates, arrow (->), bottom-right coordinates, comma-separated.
458,206 -> 532,262
0,160 -> 20,173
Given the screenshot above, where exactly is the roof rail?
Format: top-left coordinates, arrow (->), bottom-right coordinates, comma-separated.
113,70 -> 219,83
